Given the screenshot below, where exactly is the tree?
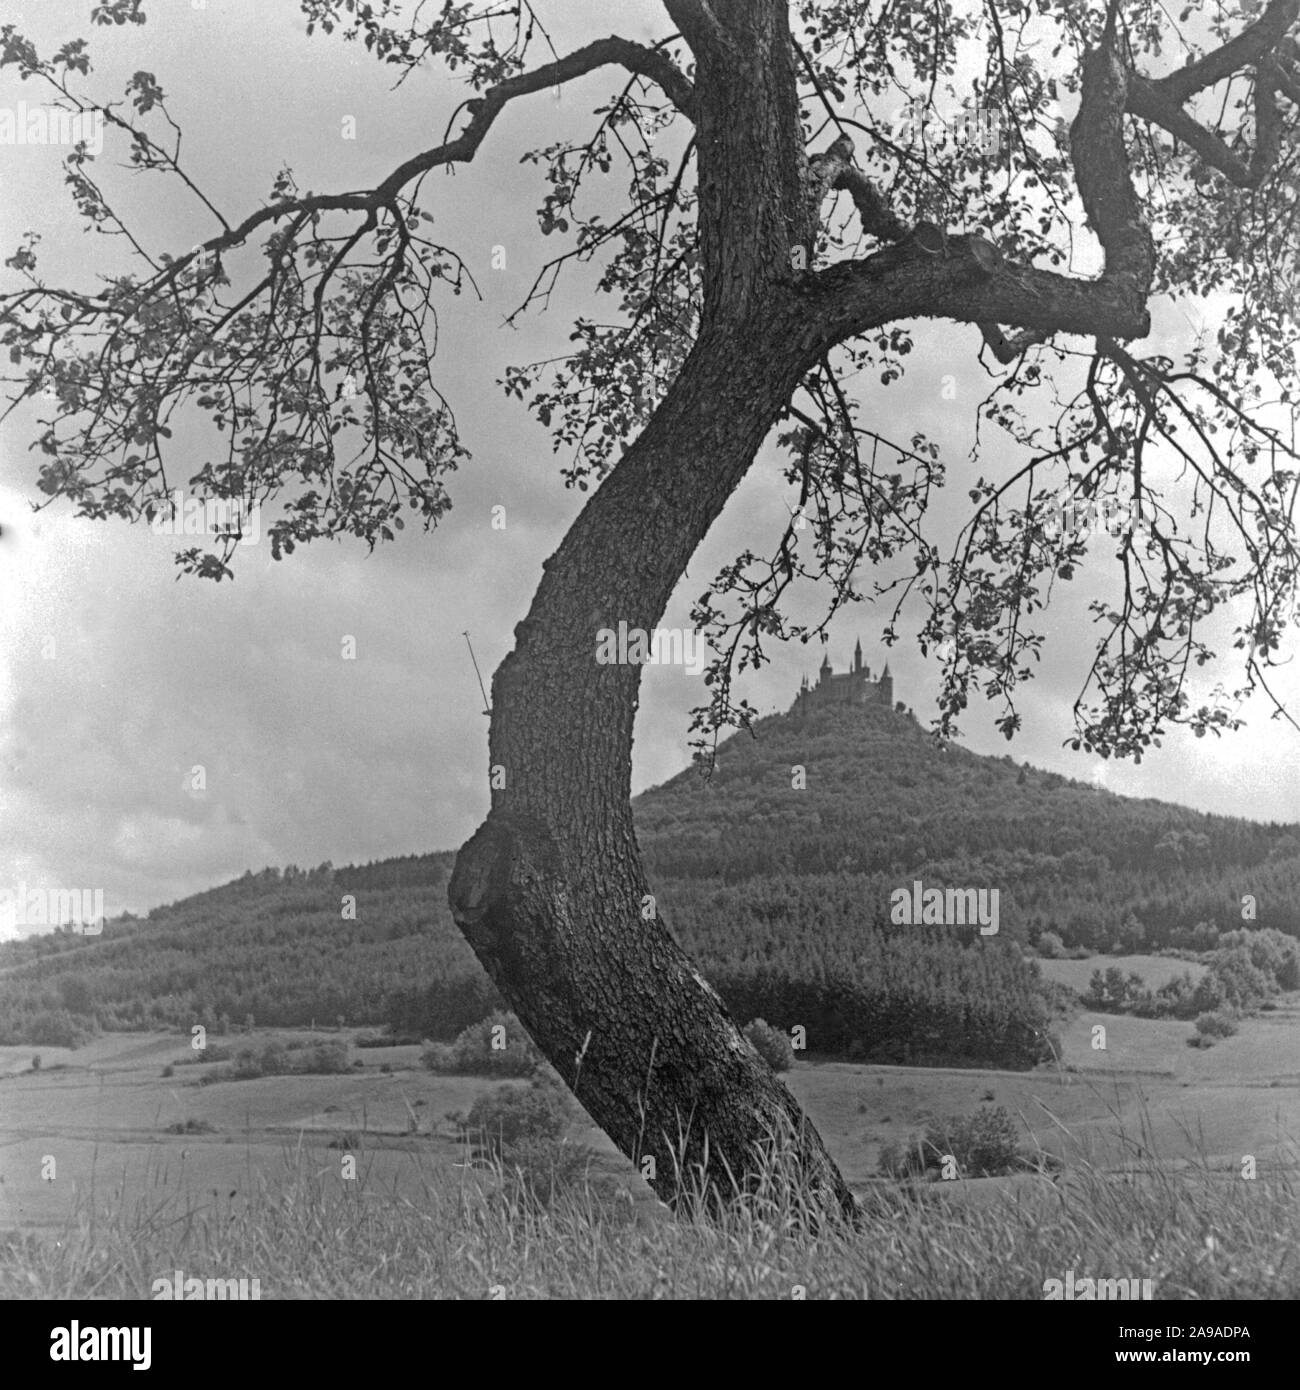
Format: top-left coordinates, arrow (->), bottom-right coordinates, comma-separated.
4,0 -> 1299,1220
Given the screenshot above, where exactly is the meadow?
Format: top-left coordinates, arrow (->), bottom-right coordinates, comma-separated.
2,963 -> 1297,1300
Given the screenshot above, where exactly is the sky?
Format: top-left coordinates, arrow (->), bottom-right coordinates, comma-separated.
1,0 -> 1298,935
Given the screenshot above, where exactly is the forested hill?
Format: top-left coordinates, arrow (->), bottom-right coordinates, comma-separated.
638,699 -> 1300,947
3,699 -> 1298,1066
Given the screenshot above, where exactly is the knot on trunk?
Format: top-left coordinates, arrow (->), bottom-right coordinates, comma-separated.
448,810 -> 563,981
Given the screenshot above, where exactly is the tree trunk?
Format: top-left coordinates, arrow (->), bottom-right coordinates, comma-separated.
449,303 -> 859,1221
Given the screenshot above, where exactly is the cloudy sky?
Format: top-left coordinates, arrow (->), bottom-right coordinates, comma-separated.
1,0 -> 1297,934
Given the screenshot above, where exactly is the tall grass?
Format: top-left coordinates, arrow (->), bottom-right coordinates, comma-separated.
1,1112 -> 1296,1299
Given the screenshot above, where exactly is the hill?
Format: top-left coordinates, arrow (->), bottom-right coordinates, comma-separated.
3,698 -> 1299,1066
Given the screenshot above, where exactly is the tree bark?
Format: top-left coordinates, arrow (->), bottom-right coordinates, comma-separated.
449,303 -> 859,1221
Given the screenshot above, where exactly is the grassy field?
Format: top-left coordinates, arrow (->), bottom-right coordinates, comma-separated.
1,1002 -> 1298,1299
1035,952 -> 1208,994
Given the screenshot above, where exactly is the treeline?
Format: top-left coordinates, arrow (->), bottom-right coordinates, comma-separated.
1082,928 -> 1300,1021
704,929 -> 1054,1067
0,871 -> 1054,1068
0,874 -> 477,1046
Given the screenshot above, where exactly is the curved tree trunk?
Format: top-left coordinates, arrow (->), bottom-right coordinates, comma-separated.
449,304 -> 858,1220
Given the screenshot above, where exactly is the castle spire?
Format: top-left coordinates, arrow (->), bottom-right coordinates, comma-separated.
854,637 -> 863,673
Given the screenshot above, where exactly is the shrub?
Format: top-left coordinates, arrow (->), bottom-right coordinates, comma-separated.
1194,1010 -> 1238,1040
452,1075 -> 573,1159
424,1011 -> 543,1077
743,1018 -> 795,1072
876,1139 -> 912,1179
296,1041 -> 349,1074
160,1064 -> 174,1078
26,1011 -> 93,1049
165,1118 -> 215,1135
880,1105 -> 1024,1179
1201,947 -> 1272,1013
230,1052 -> 262,1080
1036,931 -> 1065,960
1219,928 -> 1300,992
30,1054 -> 41,1072
497,1136 -> 592,1207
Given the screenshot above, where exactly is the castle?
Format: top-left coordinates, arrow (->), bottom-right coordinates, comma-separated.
791,639 -> 893,715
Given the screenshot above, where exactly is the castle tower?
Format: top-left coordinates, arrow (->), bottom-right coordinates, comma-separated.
789,650 -> 898,715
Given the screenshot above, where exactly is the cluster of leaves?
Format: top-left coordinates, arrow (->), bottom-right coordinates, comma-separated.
1,15 -> 475,579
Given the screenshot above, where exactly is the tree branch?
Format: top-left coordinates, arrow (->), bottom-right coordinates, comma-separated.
1124,0 -> 1298,188
1156,0 -> 1298,105
806,134 -> 909,243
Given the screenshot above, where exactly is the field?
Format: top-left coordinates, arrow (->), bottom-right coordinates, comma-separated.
1035,953 -> 1208,994
2,975 -> 1298,1298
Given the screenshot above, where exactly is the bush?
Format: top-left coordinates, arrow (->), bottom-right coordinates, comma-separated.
296,1041 -> 349,1074
1194,1010 -> 1238,1040
231,1048 -> 265,1080
30,1054 -> 41,1072
160,1064 -> 174,1078
744,1018 -> 795,1072
496,1136 -> 592,1207
452,1075 -> 573,1159
424,1011 -> 543,1077
25,1011 -> 93,1049
880,1105 -> 1024,1179
164,1118 -> 215,1135
1036,931 -> 1065,960
1219,928 -> 1300,992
